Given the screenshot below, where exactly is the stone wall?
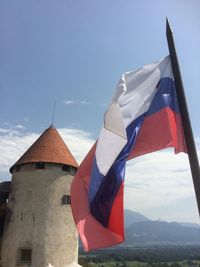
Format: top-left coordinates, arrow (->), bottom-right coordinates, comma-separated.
1,163 -> 78,267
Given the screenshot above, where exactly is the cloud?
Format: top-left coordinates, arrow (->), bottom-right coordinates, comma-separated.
0,128 -> 39,179
0,127 -> 94,181
64,100 -> 76,105
80,100 -> 93,105
58,128 -> 94,164
0,125 -> 199,222
24,117 -> 30,122
124,149 -> 200,222
14,125 -> 25,130
63,100 -> 93,105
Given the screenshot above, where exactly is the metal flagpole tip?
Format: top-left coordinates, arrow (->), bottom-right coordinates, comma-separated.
166,17 -> 173,35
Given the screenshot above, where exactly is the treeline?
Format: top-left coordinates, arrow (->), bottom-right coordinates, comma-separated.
78,259 -> 200,267
79,245 -> 200,264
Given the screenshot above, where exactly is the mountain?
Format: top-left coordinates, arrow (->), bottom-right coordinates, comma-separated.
123,210 -> 200,246
124,220 -> 200,246
79,210 -> 200,248
124,209 -> 150,228
181,222 -> 200,229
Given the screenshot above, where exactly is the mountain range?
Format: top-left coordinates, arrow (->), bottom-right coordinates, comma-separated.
123,209 -> 200,246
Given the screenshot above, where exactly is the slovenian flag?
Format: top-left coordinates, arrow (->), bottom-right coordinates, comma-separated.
70,56 -> 187,251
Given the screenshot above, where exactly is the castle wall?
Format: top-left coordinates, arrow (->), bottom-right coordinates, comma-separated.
1,163 -> 78,267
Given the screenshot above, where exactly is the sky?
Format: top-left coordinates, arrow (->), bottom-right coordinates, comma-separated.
0,0 -> 200,223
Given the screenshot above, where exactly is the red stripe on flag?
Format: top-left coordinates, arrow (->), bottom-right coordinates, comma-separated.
70,143 -> 123,251
128,108 -> 187,160
108,183 -> 124,239
71,108 -> 187,251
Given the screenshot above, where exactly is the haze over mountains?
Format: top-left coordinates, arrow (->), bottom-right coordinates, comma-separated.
123,209 -> 200,247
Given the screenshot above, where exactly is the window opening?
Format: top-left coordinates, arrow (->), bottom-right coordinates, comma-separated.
35,162 -> 45,169
62,195 -> 71,205
18,248 -> 32,264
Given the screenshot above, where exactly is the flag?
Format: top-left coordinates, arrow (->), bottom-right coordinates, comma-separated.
70,56 -> 187,251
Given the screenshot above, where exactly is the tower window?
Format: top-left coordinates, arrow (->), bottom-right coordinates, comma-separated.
36,162 -> 45,169
62,164 -> 71,172
62,195 -> 71,205
62,164 -> 77,175
18,248 -> 32,264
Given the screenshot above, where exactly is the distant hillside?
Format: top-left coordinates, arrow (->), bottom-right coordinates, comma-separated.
79,210 -> 200,248
124,220 -> 200,246
181,222 -> 200,229
124,209 -> 150,228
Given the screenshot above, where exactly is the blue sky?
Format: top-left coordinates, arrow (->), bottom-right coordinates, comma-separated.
0,0 -> 200,223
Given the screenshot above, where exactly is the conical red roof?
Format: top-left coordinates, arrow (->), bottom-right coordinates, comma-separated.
10,126 -> 78,173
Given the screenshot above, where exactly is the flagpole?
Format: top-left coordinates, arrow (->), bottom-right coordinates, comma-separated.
166,18 -> 200,216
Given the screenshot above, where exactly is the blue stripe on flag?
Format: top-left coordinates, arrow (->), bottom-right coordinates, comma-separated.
147,77 -> 179,116
89,115 -> 144,227
89,77 -> 180,227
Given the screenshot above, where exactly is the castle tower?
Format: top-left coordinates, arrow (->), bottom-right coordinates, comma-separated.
1,126 -> 79,267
